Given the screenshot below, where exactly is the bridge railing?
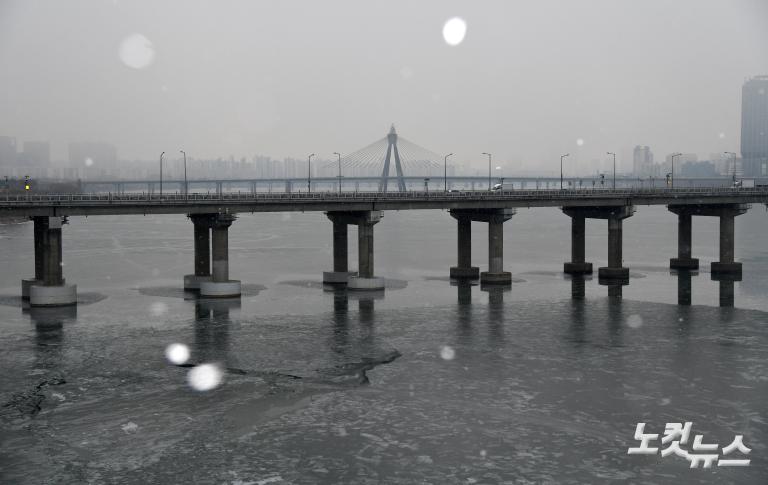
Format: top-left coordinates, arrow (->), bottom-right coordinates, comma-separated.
1,186 -> 767,205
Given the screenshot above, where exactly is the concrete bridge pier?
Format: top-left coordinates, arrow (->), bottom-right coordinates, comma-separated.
21,216 -> 47,300
449,212 -> 479,279
481,210 -> 515,285
562,210 -> 593,274
348,211 -> 385,291
597,206 -> 635,280
323,212 -> 358,284
184,214 -> 214,290
711,207 -> 747,276
29,216 -> 77,307
199,213 -> 241,298
449,209 -> 515,284
669,209 -> 699,270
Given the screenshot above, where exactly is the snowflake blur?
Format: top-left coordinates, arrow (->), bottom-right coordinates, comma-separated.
440,345 -> 455,360
119,33 -> 155,69
187,363 -> 224,391
442,18 -> 467,46
164,343 -> 190,365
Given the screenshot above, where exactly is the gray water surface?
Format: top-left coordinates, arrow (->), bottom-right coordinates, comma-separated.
1,207 -> 766,483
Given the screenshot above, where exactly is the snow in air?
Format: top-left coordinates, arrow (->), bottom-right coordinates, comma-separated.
443,18 -> 467,46
626,314 -> 643,329
440,345 -> 456,360
119,33 -> 155,69
187,363 -> 224,391
165,343 -> 190,365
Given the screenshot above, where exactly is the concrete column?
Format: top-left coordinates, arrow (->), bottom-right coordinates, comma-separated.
358,222 -> 374,278
30,216 -> 77,307
719,213 -> 734,263
670,212 -> 699,269
480,211 -> 513,285
323,213 -> 357,284
348,211 -> 384,291
22,216 -> 48,300
563,214 -> 592,274
607,216 -> 622,269
598,213 -> 630,280
184,214 -> 214,290
488,215 -> 504,273
333,220 -> 348,273
42,221 -> 64,286
450,215 -> 479,279
711,211 -> 742,276
194,222 -> 210,276
200,213 -> 241,297
211,224 -> 230,282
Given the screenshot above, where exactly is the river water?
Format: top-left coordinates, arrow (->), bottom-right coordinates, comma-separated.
0,206 -> 766,483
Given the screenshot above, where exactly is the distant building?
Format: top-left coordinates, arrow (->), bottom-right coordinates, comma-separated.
681,161 -> 718,177
664,153 -> 697,175
68,142 -> 117,167
632,145 -> 653,175
740,75 -> 768,177
21,141 -> 50,166
0,136 -> 17,167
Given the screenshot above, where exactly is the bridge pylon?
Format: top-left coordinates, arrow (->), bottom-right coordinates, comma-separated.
378,124 -> 407,193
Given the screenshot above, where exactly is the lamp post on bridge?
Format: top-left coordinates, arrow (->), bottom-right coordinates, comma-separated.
482,152 -> 492,191
724,151 -> 737,185
307,153 -> 315,193
180,150 -> 188,198
159,151 -> 165,198
671,152 -> 682,189
560,153 -> 569,190
606,152 -> 616,189
443,153 -> 453,192
333,152 -> 342,193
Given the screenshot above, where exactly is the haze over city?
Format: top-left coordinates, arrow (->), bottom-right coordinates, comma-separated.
1,0 -> 767,174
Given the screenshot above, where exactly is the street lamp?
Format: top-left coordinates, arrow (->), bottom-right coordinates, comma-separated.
670,152 -> 682,188
159,151 -> 165,198
724,151 -> 737,184
180,150 -> 188,198
444,153 -> 453,192
606,152 -> 616,189
307,153 -> 315,193
482,152 -> 492,190
333,152 -> 342,193
560,153 -> 569,190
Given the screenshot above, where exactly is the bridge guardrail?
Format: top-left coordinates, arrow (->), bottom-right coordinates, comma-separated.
2,187 -> 768,206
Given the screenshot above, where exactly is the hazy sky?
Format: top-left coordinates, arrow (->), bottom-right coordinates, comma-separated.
1,0 -> 767,173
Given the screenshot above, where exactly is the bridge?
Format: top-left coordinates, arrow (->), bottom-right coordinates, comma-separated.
74,126 -> 763,194
3,186 -> 766,308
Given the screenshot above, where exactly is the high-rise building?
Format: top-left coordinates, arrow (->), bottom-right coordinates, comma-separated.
21,141 -> 50,166
664,153 -> 698,175
632,145 -> 653,175
0,136 -> 17,166
740,75 -> 768,177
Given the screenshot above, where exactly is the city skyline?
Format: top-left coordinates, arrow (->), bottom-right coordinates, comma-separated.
1,0 -> 767,171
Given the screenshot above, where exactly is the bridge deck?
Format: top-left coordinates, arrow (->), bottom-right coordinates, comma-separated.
1,188 -> 766,217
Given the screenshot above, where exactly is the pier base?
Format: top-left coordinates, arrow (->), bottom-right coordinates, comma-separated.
670,258 -> 699,270
347,276 -> 385,291
21,278 -> 39,301
450,266 -> 480,279
30,284 -> 77,307
323,271 -> 358,284
199,280 -> 241,298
